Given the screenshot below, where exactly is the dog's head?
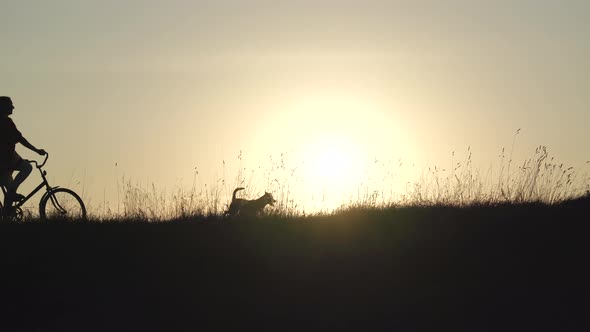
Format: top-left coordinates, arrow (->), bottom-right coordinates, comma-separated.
263,192 -> 276,206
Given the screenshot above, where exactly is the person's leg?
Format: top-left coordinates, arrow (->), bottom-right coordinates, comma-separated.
1,171 -> 14,205
10,159 -> 32,195
0,171 -> 11,186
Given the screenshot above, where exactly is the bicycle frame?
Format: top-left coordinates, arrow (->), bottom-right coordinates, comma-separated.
1,154 -> 55,211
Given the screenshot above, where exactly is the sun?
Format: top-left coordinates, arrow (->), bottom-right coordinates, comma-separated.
307,137 -> 358,182
300,133 -> 367,209
267,94 -> 403,211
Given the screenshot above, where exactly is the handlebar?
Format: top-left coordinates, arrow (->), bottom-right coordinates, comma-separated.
25,153 -> 49,169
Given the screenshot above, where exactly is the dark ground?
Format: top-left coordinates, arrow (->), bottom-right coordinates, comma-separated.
1,199 -> 589,331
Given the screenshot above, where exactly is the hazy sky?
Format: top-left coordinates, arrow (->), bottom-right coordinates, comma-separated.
2,0 -> 589,213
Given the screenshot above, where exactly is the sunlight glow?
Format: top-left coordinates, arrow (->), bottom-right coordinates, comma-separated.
305,135 -> 362,183
301,133 -> 366,211
281,95 -> 387,211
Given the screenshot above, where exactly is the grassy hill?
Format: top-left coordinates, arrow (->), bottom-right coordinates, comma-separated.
1,197 -> 589,331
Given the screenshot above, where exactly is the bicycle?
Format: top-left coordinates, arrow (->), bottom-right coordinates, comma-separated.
0,153 -> 87,222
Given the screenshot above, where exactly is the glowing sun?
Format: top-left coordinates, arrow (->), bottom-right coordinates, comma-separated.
302,134 -> 366,195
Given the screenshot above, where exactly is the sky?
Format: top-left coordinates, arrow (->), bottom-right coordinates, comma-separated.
2,0 -> 589,215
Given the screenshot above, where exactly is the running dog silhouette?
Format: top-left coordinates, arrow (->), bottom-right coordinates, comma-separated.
225,187 -> 276,217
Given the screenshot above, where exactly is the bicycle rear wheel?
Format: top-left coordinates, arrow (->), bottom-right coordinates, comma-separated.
0,203 -> 24,223
39,188 -> 87,221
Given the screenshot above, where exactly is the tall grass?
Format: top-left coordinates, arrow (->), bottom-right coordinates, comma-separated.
404,145 -> 588,207
86,144 -> 588,221
89,152 -> 302,221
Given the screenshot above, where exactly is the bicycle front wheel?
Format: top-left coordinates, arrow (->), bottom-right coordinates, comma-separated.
39,188 -> 87,221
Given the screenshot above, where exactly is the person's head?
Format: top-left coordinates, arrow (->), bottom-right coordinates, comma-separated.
0,96 -> 14,116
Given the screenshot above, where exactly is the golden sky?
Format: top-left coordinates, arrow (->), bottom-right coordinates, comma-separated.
3,1 -> 589,214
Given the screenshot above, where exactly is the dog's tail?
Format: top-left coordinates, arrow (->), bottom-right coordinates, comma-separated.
232,187 -> 245,200
224,187 -> 246,216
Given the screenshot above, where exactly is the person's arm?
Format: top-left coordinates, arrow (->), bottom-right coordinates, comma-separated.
19,136 -> 46,155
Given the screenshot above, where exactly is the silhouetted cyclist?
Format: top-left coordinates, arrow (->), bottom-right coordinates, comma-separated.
0,96 -> 46,203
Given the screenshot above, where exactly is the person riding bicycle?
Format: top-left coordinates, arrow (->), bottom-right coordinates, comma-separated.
0,96 -> 47,203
